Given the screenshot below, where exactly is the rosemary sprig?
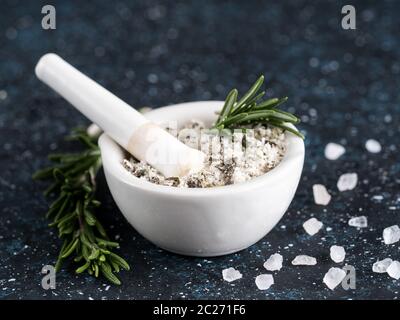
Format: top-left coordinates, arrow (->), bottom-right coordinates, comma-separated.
33,127 -> 130,285
213,75 -> 304,139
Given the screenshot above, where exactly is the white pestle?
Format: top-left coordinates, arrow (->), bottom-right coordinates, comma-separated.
35,53 -> 205,178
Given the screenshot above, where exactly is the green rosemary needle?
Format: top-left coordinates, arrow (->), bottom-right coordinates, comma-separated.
33,127 -> 130,285
213,75 -> 304,139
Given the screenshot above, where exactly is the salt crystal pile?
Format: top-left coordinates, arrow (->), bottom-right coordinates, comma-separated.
303,218 -> 323,236
348,216 -> 368,228
292,255 -> 317,266
387,261 -> 400,280
313,184 -> 331,206
124,122 -> 286,188
263,253 -> 283,271
222,267 -> 242,282
330,245 -> 346,263
324,143 -> 345,160
382,225 -> 400,245
255,274 -> 274,290
323,267 -> 346,290
372,258 -> 393,273
365,139 -> 382,153
337,173 -> 358,191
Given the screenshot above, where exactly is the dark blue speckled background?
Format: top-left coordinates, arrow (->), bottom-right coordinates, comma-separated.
0,0 -> 399,300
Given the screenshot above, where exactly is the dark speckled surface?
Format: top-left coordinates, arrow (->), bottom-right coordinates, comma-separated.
0,0 -> 399,300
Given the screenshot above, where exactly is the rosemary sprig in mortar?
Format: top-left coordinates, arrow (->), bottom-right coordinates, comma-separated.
213,75 -> 304,139
33,127 -> 130,285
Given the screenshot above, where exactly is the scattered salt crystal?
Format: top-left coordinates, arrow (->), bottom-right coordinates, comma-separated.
303,218 -> 323,236
138,106 -> 153,114
372,258 -> 393,273
263,253 -> 283,271
371,195 -> 384,202
313,184 -> 331,206
330,245 -> 346,263
323,267 -> 346,290
292,255 -> 317,266
337,173 -> 358,191
222,267 -> 242,282
324,143 -> 345,160
348,216 -> 368,228
365,139 -> 382,153
86,123 -> 102,138
387,261 -> 400,280
255,274 -> 274,290
382,225 -> 400,245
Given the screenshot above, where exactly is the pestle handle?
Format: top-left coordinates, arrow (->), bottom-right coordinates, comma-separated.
35,53 -> 148,148
35,53 -> 205,178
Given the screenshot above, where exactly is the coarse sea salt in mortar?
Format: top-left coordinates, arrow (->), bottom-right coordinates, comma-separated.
122,120 -> 287,188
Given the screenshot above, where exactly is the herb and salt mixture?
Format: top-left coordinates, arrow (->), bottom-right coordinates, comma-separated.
122,120 -> 286,188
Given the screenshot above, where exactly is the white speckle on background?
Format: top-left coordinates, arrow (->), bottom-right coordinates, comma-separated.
323,267 -> 346,290
371,195 -> 384,202
147,73 -> 159,84
303,218 -> 323,236
348,216 -> 368,228
255,274 -> 274,290
309,57 -> 320,68
263,253 -> 283,271
365,139 -> 382,153
313,184 -> 331,205
292,255 -> 317,266
384,114 -> 392,123
330,245 -> 346,263
324,143 -> 345,160
383,225 -> 400,245
337,173 -> 358,191
0,90 -> 7,100
222,267 -> 242,282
